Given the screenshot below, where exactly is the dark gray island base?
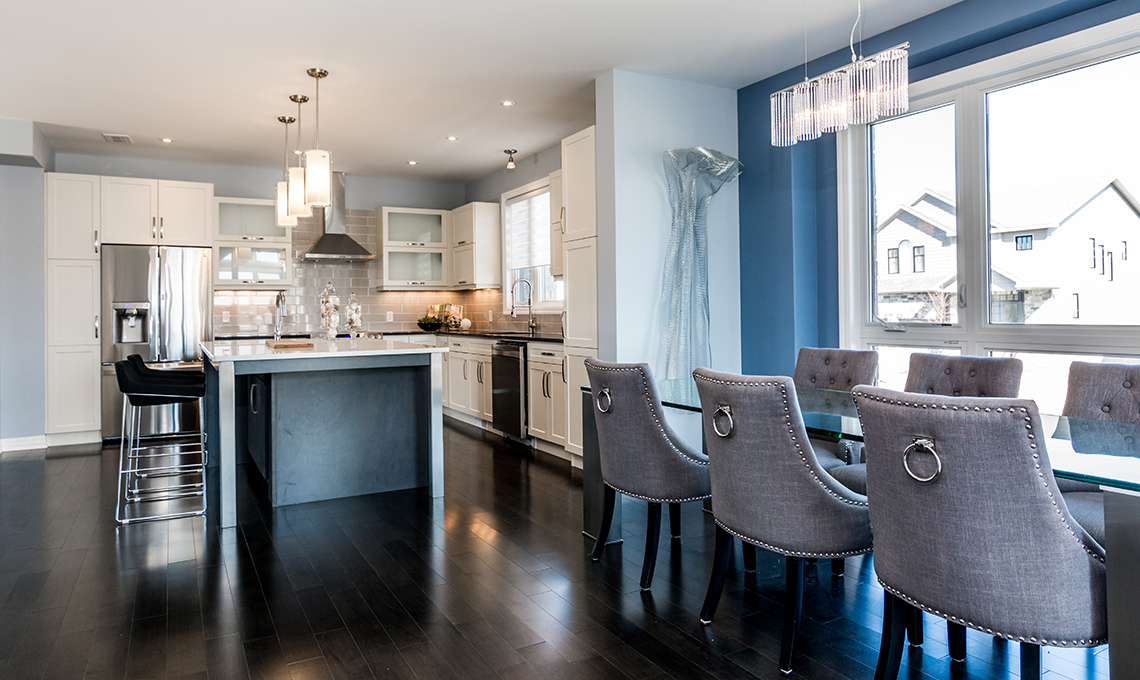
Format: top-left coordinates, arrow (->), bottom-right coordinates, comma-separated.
202,339 -> 446,527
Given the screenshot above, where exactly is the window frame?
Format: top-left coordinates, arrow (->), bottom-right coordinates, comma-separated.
500,177 -> 563,314
837,13 -> 1140,361
913,245 -> 926,272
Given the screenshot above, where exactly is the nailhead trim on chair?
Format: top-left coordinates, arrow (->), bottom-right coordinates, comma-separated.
585,361 -> 709,467
878,581 -> 1106,647
715,519 -> 872,558
692,373 -> 868,508
851,391 -> 1105,565
604,481 -> 711,504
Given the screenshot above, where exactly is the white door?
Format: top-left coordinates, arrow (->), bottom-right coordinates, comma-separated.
527,365 -> 551,440
158,180 -> 213,246
549,170 -> 564,277
46,346 -> 102,434
480,359 -> 494,421
452,244 -> 475,287
565,348 -> 595,456
448,354 -> 471,411
46,173 -> 100,260
46,261 -> 101,346
563,237 -> 598,349
101,176 -> 158,245
551,356 -> 568,446
562,127 -> 596,242
451,203 -> 474,247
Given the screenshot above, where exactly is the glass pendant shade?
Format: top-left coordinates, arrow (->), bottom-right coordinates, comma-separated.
770,89 -> 796,147
304,149 -> 331,207
288,166 -> 311,218
793,80 -> 821,142
876,48 -> 910,117
276,181 -> 297,227
849,60 -> 881,125
818,69 -> 851,134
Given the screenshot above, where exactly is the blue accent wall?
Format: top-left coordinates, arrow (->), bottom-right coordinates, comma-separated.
738,0 -> 1140,376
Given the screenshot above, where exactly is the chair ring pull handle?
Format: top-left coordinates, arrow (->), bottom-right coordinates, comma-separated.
597,388 -> 613,413
903,437 -> 941,483
712,405 -> 734,437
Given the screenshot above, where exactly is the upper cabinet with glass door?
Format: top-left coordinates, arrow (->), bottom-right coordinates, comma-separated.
380,207 -> 448,248
214,196 -> 290,243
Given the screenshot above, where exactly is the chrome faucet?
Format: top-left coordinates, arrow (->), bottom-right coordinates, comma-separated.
510,278 -> 538,334
273,291 -> 287,341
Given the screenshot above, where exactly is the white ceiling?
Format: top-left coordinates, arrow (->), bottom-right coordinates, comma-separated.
3,0 -> 961,183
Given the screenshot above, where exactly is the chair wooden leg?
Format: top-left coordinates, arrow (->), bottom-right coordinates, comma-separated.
948,621 -> 966,661
1020,642 -> 1040,679
831,558 -> 845,577
699,526 -> 733,623
779,556 -> 805,674
591,486 -> 616,561
640,502 -> 662,590
874,594 -> 908,680
669,502 -> 681,538
742,543 -> 757,572
906,607 -> 924,646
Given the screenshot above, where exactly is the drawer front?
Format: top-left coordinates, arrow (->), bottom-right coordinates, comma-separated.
528,343 -> 564,363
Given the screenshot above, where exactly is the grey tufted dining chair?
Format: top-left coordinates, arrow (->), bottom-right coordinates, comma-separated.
692,369 -> 872,674
585,358 -> 711,591
792,347 -> 879,470
852,386 -> 1106,679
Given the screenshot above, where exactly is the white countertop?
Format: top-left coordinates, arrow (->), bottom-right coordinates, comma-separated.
200,338 -> 448,363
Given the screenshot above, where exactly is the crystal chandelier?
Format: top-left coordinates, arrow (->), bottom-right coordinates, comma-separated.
770,1 -> 909,147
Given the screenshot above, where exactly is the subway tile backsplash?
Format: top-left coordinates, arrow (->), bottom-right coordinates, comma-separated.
213,209 -> 560,337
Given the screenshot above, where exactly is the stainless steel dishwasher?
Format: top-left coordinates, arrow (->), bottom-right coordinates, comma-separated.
491,341 -> 528,440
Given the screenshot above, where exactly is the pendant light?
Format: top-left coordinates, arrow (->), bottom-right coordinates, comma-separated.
288,94 -> 311,218
304,68 -> 332,207
504,149 -> 517,170
275,116 -> 298,227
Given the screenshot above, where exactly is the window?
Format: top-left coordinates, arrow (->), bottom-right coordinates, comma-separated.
502,179 -> 563,312
838,19 -> 1140,391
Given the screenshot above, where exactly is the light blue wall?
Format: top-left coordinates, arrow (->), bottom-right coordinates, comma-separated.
54,154 -> 465,210
464,143 -> 562,204
0,166 -> 45,440
737,0 -> 1140,377
596,69 -> 741,372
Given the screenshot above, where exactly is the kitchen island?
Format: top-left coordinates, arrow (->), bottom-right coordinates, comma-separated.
201,338 -> 447,527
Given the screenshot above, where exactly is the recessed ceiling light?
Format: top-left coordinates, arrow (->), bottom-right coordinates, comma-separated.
446,136 -> 457,141
407,160 -> 417,165
161,138 -> 173,144
500,100 -> 515,107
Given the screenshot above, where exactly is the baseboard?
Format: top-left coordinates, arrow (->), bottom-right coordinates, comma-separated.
46,431 -> 102,447
1,435 -> 49,453
534,438 -> 573,463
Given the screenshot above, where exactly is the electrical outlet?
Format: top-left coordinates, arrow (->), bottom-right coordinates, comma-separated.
222,311 -> 230,323
386,311 -> 394,322
487,311 -> 493,322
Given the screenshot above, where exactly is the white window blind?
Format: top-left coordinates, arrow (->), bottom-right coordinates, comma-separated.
505,189 -> 550,270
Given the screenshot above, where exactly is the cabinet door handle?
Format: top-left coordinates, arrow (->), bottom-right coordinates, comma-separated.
561,311 -> 566,338
152,216 -> 157,238
463,358 -> 468,380
560,207 -> 566,234
94,315 -> 99,339
250,383 -> 259,414
457,240 -> 468,245
457,280 -> 468,285
93,230 -> 99,254
562,356 -> 567,383
476,362 -> 482,383
242,236 -> 265,241
159,216 -> 164,239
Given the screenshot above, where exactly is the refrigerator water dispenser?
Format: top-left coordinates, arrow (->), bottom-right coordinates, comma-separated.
112,302 -> 150,345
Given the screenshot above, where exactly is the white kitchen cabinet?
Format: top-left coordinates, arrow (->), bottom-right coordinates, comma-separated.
215,196 -> 289,243
449,202 -> 500,289
46,260 -> 101,346
214,244 -> 292,289
101,177 -> 212,246
446,339 -> 493,419
46,173 -> 101,260
448,354 -> 471,412
527,343 -> 566,447
563,237 -> 598,349
562,126 -> 596,243
564,347 -> 595,457
381,207 -> 448,248
46,345 -> 101,434
527,364 -> 551,440
478,356 -> 493,421
549,169 -> 564,278
378,248 -> 448,290
552,355 -> 568,446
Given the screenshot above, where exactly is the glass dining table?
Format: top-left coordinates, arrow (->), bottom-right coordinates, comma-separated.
580,381 -> 1140,677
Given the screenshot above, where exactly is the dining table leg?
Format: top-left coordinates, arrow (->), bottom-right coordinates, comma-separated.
1105,488 -> 1140,678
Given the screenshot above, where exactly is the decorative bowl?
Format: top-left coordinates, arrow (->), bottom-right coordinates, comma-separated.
417,321 -> 443,332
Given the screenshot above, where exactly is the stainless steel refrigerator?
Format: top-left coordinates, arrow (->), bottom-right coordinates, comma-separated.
101,245 -> 212,438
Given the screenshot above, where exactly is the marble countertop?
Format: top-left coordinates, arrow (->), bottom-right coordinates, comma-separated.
200,338 -> 447,363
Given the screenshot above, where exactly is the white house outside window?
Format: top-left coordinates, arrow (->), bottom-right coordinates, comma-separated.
838,17 -> 1140,412
502,180 -> 563,312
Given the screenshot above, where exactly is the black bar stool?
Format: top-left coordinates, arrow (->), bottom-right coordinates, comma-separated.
113,357 -> 207,524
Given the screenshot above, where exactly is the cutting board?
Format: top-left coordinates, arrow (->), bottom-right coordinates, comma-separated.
265,339 -> 314,349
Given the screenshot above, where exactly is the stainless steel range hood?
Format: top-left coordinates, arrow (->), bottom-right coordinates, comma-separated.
301,172 -> 375,262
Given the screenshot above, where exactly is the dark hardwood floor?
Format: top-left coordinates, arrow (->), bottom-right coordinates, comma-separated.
0,419 -> 1109,679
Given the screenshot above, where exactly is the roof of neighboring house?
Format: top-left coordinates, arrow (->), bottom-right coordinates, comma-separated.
876,272 -> 956,295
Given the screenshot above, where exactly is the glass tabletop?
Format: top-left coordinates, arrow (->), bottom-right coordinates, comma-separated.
582,380 -> 1140,493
